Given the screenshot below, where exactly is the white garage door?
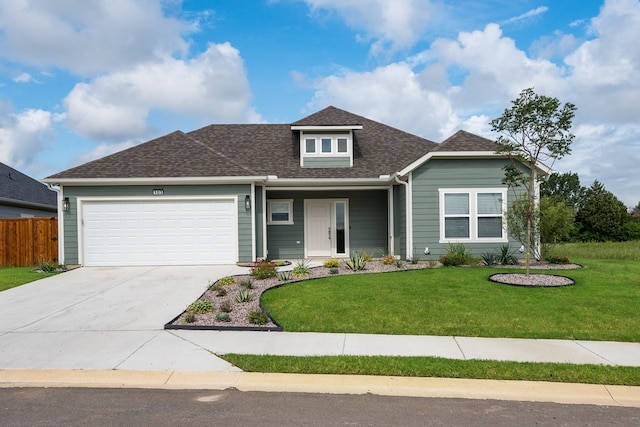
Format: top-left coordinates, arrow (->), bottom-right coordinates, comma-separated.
82,199 -> 237,266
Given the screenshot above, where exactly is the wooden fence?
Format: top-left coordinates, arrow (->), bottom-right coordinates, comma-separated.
0,217 -> 59,267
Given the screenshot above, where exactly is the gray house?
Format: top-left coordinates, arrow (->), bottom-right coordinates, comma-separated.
0,162 -> 57,218
43,107 -> 546,267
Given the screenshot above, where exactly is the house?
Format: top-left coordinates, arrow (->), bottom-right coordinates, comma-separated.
0,162 -> 57,218
43,106 -> 544,267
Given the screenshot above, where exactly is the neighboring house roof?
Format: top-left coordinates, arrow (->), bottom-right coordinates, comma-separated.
0,162 -> 57,209
46,106 -> 519,183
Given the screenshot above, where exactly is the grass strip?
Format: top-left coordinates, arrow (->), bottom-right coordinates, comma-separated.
0,267 -> 56,292
221,354 -> 640,386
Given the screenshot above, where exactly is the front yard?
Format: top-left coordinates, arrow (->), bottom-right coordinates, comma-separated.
0,267 -> 58,292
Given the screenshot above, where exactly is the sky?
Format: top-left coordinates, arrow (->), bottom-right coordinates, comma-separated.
0,0 -> 638,208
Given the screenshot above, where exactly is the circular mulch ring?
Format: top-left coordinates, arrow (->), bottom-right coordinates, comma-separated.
489,273 -> 575,287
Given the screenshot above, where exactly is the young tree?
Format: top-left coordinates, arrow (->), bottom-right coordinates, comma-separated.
490,88 -> 576,274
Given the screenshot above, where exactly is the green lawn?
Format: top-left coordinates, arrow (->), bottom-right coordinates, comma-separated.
262,258 -> 640,342
0,267 -> 57,292
221,354 -> 640,386
240,243 -> 640,385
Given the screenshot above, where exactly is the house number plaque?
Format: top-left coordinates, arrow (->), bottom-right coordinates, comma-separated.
152,189 -> 164,196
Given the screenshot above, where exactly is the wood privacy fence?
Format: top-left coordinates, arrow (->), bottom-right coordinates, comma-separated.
0,217 -> 59,267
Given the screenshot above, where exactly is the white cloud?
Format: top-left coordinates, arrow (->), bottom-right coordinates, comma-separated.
0,108 -> 61,170
12,72 -> 35,83
502,6 -> 549,25
304,0 -> 437,53
64,42 -> 261,141
0,0 -> 190,75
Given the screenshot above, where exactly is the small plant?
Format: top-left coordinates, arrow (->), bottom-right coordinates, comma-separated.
219,300 -> 232,313
215,287 -> 227,297
440,243 -> 477,266
37,260 -> 59,272
277,271 -> 291,281
546,255 -> 571,264
409,251 -> 421,264
239,278 -> 254,289
497,244 -> 519,265
427,259 -> 438,268
382,254 -> 395,265
481,252 -> 498,266
186,299 -> 214,314
248,310 -> 269,325
292,259 -> 311,277
185,313 -> 196,323
395,259 -> 405,269
329,266 -> 339,274
344,252 -> 368,271
218,276 -> 236,286
251,259 -> 277,279
236,289 -> 254,303
323,258 -> 341,268
215,312 -> 231,322
361,252 -> 374,262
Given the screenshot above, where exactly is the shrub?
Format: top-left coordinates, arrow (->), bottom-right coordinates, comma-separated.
239,278 -> 254,289
361,252 -> 374,262
323,258 -> 341,268
215,287 -> 227,297
37,261 -> 59,272
248,310 -> 269,325
409,252 -> 421,264
344,252 -> 368,271
236,289 -> 254,303
481,252 -> 498,266
215,312 -> 231,322
497,244 -> 519,265
292,259 -> 311,277
185,313 -> 196,323
277,271 -> 291,281
329,266 -> 339,275
218,276 -> 236,286
251,260 -> 277,279
440,243 -> 477,267
546,255 -> 571,264
395,259 -> 404,269
186,299 -> 213,314
219,300 -> 232,313
382,254 -> 395,265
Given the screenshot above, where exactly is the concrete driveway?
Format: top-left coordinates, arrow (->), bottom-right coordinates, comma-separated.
0,266 -> 248,371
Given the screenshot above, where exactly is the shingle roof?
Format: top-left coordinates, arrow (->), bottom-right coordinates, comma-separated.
47,106 -> 441,180
0,162 -> 57,208
434,130 -> 498,152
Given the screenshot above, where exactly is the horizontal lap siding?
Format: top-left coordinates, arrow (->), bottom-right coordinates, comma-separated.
412,159 -> 524,259
302,157 -> 351,168
266,190 -> 388,259
62,184 -> 252,264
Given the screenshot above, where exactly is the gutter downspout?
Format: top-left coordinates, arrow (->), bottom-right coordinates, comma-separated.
46,183 -> 64,265
394,174 -> 412,260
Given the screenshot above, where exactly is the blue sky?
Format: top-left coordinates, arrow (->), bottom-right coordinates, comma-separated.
1,0 -> 638,207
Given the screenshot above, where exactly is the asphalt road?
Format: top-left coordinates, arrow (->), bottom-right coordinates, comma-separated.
1,388 -> 639,426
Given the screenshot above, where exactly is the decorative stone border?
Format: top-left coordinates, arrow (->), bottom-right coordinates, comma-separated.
489,273 -> 575,287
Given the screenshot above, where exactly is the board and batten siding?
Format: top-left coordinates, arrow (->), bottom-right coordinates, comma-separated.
61,184 -> 253,264
266,189 -> 388,259
392,185 -> 406,259
411,158 -> 524,259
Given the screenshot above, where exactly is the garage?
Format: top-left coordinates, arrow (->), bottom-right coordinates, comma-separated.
80,199 -> 238,266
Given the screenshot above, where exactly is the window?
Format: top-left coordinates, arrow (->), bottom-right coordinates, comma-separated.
267,199 -> 294,225
439,189 -> 507,242
302,133 -> 351,156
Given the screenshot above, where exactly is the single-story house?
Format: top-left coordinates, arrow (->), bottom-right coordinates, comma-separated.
43,106 -> 546,267
1,162 -> 57,218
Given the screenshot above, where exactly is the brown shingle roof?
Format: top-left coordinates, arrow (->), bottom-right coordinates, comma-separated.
434,130 -> 497,152
47,107 -> 498,181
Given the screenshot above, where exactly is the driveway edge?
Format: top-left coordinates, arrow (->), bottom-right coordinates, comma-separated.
1,369 -> 639,408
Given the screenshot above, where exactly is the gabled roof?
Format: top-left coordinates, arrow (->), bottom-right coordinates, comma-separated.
0,162 -> 57,208
46,106 -> 440,181
433,130 -> 498,152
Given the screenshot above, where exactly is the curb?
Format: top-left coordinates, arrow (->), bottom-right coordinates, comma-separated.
1,370 -> 639,408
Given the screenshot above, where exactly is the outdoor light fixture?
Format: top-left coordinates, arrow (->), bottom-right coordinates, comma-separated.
62,197 -> 70,213
244,195 -> 251,210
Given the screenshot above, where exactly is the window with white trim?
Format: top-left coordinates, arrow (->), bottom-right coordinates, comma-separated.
439,189 -> 507,242
302,133 -> 352,156
267,199 -> 294,225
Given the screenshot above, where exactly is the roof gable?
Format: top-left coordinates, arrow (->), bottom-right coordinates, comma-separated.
434,130 -> 498,152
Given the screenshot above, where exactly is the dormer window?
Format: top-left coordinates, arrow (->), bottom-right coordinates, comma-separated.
292,124 -> 362,169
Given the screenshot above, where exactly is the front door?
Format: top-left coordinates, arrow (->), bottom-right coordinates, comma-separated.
305,199 -> 349,257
